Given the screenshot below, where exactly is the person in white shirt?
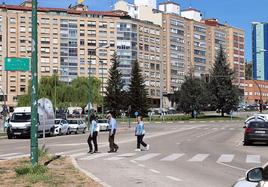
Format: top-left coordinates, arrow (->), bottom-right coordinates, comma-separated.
87,115 -> 99,154
135,116 -> 149,151
107,113 -> 119,153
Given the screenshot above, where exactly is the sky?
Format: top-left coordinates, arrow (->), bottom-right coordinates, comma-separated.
4,0 -> 268,61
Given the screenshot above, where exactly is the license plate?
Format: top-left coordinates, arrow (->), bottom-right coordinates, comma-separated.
14,132 -> 21,135
255,131 -> 266,134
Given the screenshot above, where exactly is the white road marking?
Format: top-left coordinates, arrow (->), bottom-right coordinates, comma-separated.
217,154 -> 234,163
0,153 -> 21,157
117,153 -> 137,157
5,154 -> 30,160
134,153 -> 160,161
149,169 -> 160,173
105,157 -> 124,161
166,176 -> 182,182
217,162 -> 247,171
130,160 -> 137,163
49,143 -> 88,146
138,164 -> 145,167
229,128 -> 235,130
70,152 -> 87,158
161,153 -> 184,161
79,153 -> 111,160
246,155 -> 261,163
176,142 -> 181,145
188,154 -> 209,162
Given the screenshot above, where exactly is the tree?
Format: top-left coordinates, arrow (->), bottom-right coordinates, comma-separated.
245,61 -> 253,80
209,46 -> 240,117
175,76 -> 209,116
105,53 -> 124,115
128,60 -> 149,117
17,76 -> 102,109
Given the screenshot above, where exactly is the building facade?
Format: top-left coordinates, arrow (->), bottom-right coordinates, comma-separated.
0,1 -> 164,107
252,22 -> 268,80
244,80 -> 268,104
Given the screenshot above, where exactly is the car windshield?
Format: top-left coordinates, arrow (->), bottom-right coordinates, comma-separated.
248,121 -> 268,128
68,120 -> 78,124
55,120 -> 60,124
98,120 -> 107,123
10,113 -> 31,122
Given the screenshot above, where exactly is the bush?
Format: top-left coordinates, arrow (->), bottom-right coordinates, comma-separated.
15,164 -> 47,176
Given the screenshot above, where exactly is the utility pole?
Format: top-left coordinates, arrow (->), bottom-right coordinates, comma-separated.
31,0 -> 38,165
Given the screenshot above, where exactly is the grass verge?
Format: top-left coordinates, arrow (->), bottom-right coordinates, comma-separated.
0,147 -> 101,187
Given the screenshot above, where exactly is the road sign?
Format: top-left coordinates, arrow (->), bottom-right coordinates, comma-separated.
5,57 -> 30,71
135,111 -> 139,116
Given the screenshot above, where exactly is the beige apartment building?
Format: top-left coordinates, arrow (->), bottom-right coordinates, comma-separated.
0,1 -> 165,108
115,0 -> 245,107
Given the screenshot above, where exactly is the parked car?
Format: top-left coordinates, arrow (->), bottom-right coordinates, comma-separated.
67,119 -> 86,134
54,119 -> 70,135
243,121 -> 268,145
97,119 -> 109,131
232,164 -> 268,187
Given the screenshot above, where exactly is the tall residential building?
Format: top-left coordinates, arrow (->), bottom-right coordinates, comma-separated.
252,22 -> 268,80
0,1 -> 164,107
115,1 -> 245,107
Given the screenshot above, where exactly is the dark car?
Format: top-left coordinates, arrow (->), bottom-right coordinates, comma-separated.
244,121 -> 268,145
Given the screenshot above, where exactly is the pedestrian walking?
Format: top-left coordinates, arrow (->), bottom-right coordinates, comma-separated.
107,112 -> 119,153
87,115 -> 99,154
135,116 -> 149,151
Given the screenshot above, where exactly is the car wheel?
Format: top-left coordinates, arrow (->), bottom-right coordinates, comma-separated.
243,140 -> 251,146
66,128 -> 70,135
7,133 -> 13,139
49,128 -> 54,137
75,128 -> 78,134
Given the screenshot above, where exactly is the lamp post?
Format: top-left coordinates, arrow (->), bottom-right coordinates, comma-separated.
31,0 -> 38,166
88,44 -> 109,128
252,80 -> 263,113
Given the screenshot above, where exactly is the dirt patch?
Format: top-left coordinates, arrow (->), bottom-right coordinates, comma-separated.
0,156 -> 102,187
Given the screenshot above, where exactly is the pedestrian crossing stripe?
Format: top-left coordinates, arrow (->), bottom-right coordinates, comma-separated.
0,152 -> 265,165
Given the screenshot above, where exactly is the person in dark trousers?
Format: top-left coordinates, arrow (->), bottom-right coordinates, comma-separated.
135,116 -> 149,151
107,113 -> 119,153
87,115 -> 99,154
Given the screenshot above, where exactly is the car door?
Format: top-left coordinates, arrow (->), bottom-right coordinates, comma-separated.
61,120 -> 67,134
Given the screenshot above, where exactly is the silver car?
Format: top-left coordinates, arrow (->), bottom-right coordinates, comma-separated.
67,119 -> 87,134
232,164 -> 268,187
97,119 -> 109,131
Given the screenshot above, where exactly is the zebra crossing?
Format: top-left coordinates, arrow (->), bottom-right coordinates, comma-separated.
75,151 -> 265,165
0,150 -> 264,165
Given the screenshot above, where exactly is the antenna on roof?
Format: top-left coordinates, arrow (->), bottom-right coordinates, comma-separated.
68,4 -> 72,8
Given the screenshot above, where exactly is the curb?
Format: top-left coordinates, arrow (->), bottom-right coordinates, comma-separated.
71,156 -> 111,187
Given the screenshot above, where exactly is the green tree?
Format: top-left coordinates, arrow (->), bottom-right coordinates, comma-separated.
245,61 -> 253,80
209,46 -> 240,117
175,76 -> 209,116
17,76 -> 102,109
105,53 -> 124,115
128,60 -> 149,117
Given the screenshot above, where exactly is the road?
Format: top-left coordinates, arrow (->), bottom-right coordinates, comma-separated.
0,121 -> 267,187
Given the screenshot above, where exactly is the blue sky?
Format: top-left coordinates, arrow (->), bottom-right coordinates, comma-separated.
5,0 -> 268,61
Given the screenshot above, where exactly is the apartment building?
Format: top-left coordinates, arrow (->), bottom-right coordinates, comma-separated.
0,1 -> 164,107
115,0 -> 245,106
244,80 -> 268,104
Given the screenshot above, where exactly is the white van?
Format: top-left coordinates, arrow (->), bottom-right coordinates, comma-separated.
7,98 -> 55,139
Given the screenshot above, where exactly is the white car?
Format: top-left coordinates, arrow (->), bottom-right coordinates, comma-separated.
97,119 -> 109,131
67,119 -> 87,134
54,119 -> 70,135
232,164 -> 268,187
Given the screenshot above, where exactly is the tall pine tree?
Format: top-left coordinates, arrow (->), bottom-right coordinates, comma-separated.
128,60 -> 149,117
209,46 -> 240,117
105,53 -> 124,116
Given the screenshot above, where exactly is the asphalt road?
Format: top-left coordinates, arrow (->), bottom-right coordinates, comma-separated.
1,121 -> 267,187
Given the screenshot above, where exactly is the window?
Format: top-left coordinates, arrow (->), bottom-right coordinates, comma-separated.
88,40 -> 96,46
99,40 -> 107,47
87,21 -> 96,27
80,39 -> 85,46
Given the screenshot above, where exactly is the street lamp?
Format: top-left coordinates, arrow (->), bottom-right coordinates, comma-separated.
252,79 -> 263,113
88,44 -> 109,128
